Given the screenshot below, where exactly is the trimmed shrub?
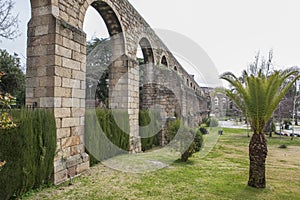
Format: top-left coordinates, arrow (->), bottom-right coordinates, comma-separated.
204,117 -> 219,127
85,109 -> 130,164
166,119 -> 181,142
166,120 -> 203,162
179,129 -> 203,162
139,110 -> 160,151
0,109 -> 56,200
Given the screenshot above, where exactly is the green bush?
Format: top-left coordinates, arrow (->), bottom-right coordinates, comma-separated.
204,117 -> 219,127
139,110 -> 160,151
166,119 -> 181,142
166,120 -> 203,162
179,129 -> 203,162
85,109 -> 130,164
0,109 -> 56,200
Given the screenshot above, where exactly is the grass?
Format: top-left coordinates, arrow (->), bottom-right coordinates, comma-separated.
23,128 -> 300,200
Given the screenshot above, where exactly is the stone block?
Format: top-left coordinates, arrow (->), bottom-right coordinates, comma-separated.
54,87 -> 72,97
66,154 -> 82,168
28,45 -> 47,57
39,76 -> 54,87
72,89 -> 85,98
61,135 -> 80,148
72,51 -> 85,62
81,152 -> 89,163
76,161 -> 89,174
70,79 -> 81,89
35,25 -> 49,36
55,45 -> 72,58
57,127 -> 71,139
53,169 -> 68,185
40,97 -> 61,108
72,70 -> 85,80
54,76 -> 62,87
80,99 -> 86,108
61,147 -> 71,158
61,77 -> 71,88
71,126 -> 84,136
70,144 -> 84,156
80,62 -> 86,72
54,159 -> 67,173
67,166 -> 77,178
54,108 -> 71,118
62,57 -> 81,70
62,97 -> 80,108
71,108 -> 85,117
55,66 -> 72,78
80,45 -> 86,54
80,81 -> 86,90
26,88 -> 34,98
26,77 -> 39,87
80,117 -> 85,126
56,118 -> 62,129
61,117 -> 80,128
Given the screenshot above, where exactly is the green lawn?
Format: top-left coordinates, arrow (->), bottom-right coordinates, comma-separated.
23,128 -> 300,200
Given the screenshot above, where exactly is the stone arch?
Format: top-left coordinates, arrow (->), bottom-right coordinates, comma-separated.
161,55 -> 168,67
26,0 -> 131,185
84,1 -> 126,58
89,1 -> 123,36
27,0 -> 207,185
138,37 -> 154,64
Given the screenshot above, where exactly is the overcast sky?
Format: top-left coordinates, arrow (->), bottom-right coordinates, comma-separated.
1,0 -> 300,87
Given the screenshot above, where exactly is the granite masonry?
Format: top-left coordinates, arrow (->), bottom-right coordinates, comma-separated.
27,0 -> 208,184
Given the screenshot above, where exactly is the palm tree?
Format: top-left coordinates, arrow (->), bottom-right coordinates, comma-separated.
220,67 -> 299,188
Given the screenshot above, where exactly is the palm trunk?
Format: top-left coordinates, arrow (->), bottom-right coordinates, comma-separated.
248,133 -> 268,188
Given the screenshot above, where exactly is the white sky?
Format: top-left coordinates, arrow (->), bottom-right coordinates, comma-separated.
1,0 -> 300,87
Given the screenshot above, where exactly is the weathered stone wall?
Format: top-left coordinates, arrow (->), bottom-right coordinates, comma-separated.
27,0 -> 207,184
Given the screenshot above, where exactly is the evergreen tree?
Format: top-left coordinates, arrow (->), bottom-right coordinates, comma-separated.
0,49 -> 25,107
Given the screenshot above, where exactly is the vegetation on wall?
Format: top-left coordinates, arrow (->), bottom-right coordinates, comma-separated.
0,109 -> 56,200
85,109 -> 130,165
139,110 -> 160,151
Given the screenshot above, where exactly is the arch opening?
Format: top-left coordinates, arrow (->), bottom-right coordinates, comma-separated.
138,38 -> 154,64
91,1 -> 123,36
161,55 -> 168,67
84,2 -> 124,108
84,0 -> 132,162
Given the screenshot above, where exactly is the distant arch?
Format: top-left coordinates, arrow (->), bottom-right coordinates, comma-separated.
138,37 -> 154,64
161,55 -> 168,67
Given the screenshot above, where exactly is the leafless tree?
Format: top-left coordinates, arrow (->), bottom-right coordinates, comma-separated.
0,0 -> 19,40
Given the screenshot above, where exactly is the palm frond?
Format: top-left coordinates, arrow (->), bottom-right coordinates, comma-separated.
220,67 -> 300,134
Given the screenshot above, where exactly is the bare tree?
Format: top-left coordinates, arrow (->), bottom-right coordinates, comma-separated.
0,0 -> 19,40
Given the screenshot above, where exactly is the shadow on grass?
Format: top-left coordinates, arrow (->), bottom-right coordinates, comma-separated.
173,159 -> 195,165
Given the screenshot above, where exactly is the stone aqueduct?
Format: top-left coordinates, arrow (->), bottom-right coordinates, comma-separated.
27,0 -> 208,184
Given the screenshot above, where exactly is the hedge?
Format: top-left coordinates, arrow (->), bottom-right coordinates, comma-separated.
139,110 -> 160,151
0,109 -> 56,200
85,109 -> 130,165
